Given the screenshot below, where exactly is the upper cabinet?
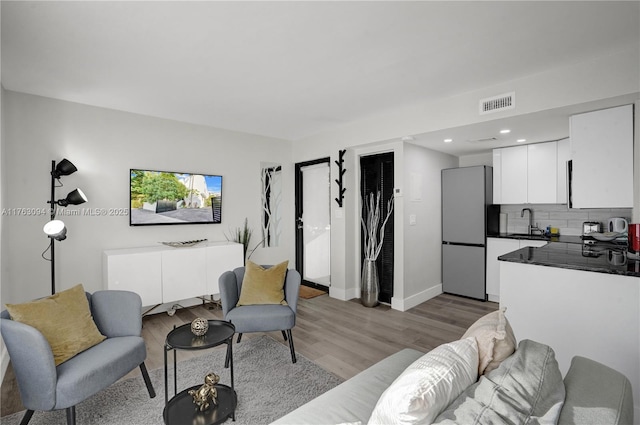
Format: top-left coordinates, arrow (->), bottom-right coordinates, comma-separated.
570,104 -> 634,208
494,145 -> 527,204
493,139 -> 568,204
556,138 -> 570,204
527,142 -> 557,204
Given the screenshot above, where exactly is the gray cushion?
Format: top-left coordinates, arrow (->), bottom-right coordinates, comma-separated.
226,304 -> 295,333
558,356 -> 634,425
433,339 -> 565,425
55,336 -> 146,408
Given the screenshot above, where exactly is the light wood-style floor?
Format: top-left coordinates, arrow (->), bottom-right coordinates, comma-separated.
1,293 -> 497,417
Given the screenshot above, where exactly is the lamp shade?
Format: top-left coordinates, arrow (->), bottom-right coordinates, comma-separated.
57,188 -> 87,206
52,159 -> 78,178
43,220 -> 67,241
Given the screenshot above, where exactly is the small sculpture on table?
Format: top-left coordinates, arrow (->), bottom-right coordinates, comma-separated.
188,372 -> 219,411
190,318 -> 209,337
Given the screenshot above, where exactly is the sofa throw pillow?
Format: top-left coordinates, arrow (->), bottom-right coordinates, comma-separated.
368,337 -> 478,425
462,308 -> 516,375
236,260 -> 289,306
433,339 -> 566,425
6,284 -> 106,366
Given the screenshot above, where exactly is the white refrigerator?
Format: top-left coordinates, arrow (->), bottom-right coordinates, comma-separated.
441,166 -> 497,300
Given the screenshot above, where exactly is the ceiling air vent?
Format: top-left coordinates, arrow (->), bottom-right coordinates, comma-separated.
467,136 -> 498,143
479,92 -> 515,115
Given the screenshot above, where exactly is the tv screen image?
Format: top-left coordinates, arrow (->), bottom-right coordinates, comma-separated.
130,169 -> 222,226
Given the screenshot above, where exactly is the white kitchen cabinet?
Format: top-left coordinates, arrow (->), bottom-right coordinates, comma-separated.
527,142 -> 557,204
570,104 -> 634,208
486,238 -> 519,302
556,138 -> 570,204
104,241 -> 244,307
497,145 -> 528,204
493,140 -> 569,205
492,150 -> 503,204
486,237 -> 548,302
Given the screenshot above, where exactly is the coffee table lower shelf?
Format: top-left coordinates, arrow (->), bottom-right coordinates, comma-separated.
163,384 -> 237,425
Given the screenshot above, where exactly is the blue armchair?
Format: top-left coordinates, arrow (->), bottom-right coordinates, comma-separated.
219,266 -> 301,363
0,290 -> 155,425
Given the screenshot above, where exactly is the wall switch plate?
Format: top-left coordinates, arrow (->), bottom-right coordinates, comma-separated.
409,214 -> 417,225
394,188 -> 402,197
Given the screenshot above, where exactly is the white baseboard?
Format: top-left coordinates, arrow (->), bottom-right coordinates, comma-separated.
329,285 -> 443,311
328,286 -> 358,301
391,284 -> 442,312
487,294 -> 500,303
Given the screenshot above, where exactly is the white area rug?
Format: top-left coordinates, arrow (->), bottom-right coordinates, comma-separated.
0,336 -> 343,424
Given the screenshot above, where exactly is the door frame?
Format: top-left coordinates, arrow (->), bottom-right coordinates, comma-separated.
294,157 -> 331,288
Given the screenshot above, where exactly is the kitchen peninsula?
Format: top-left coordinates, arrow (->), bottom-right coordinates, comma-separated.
498,240 -> 640,420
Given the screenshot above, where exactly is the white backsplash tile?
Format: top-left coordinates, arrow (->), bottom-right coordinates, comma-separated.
498,204 -> 632,236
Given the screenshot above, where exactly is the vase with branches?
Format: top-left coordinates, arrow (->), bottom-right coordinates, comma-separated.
360,191 -> 394,307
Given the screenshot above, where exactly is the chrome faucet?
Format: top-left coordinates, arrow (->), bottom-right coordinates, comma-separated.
521,208 -> 534,235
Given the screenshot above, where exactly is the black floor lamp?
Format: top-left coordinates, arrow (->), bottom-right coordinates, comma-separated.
43,159 -> 87,295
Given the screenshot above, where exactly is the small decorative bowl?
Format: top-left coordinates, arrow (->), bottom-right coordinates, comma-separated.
191,318 -> 209,337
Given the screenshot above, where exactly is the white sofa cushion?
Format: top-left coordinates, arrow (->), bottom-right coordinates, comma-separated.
368,337 -> 478,425
462,308 -> 517,375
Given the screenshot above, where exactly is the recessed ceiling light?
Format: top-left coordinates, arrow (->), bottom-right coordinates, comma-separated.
517,138 -> 526,143
444,138 -> 453,143
401,136 -> 415,142
500,129 -> 511,134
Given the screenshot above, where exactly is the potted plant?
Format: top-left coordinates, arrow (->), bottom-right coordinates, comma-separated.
225,218 -> 253,263
360,191 -> 394,307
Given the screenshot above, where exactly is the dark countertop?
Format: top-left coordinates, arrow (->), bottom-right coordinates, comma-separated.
498,240 -> 640,278
488,233 -> 584,244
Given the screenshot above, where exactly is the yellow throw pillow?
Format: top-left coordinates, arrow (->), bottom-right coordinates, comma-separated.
236,261 -> 289,306
6,284 -> 106,366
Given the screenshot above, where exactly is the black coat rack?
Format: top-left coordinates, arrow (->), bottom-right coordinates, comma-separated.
334,149 -> 346,207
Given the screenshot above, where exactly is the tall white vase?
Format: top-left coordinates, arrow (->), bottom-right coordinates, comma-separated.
361,259 -> 379,307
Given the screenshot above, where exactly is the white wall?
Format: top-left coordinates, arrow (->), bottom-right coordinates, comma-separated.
400,143 -> 457,310
1,84 -> 8,381
458,152 -> 492,168
1,91 -> 294,305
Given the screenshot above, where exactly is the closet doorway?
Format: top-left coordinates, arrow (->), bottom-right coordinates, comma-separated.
360,152 -> 394,304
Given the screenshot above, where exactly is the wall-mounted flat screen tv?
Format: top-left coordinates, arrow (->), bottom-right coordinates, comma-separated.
130,169 -> 222,226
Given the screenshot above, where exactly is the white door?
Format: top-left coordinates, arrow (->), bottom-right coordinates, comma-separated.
295,159 -> 331,287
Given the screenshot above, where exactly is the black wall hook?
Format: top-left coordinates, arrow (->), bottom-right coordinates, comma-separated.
334,149 -> 346,207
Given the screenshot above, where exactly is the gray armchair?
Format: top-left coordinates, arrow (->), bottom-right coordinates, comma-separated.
219,266 -> 301,363
0,290 -> 155,425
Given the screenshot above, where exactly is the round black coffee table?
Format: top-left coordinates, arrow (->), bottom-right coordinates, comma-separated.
163,320 -> 236,424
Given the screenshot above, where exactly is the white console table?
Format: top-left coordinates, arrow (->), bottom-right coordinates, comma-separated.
103,241 -> 244,309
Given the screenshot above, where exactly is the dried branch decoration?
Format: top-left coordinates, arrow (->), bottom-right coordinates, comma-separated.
361,191 -> 394,261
